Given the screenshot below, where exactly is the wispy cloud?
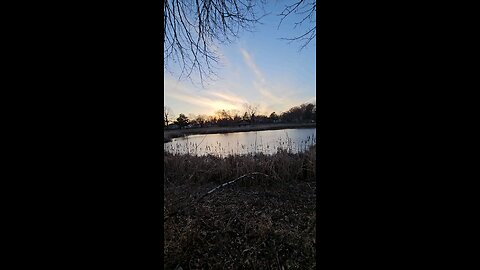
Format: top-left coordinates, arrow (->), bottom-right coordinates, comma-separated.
164,47 -> 315,117
206,90 -> 248,105
239,48 -> 265,83
239,47 -> 313,114
164,77 -> 248,115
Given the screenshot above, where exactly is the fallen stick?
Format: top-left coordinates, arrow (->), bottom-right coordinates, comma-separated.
164,172 -> 269,222
197,172 -> 269,202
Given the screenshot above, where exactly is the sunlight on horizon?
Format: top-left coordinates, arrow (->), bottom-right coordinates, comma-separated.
164,1 -> 316,119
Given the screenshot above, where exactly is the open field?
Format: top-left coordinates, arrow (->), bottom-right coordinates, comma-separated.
164,123 -> 316,143
164,145 -> 316,269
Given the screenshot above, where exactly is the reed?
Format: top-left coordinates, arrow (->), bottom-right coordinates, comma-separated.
164,134 -> 316,157
164,145 -> 316,269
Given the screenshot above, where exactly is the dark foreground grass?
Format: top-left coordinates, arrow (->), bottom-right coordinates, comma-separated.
164,146 -> 316,269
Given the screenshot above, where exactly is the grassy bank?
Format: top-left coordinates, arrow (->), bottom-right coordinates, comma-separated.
164,146 -> 316,269
164,122 -> 316,143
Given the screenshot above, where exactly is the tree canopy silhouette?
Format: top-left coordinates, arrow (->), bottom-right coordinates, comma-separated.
176,113 -> 190,128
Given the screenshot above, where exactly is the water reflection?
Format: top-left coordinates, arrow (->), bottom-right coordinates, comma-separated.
164,128 -> 316,157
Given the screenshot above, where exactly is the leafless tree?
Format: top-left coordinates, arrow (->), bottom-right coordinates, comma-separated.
243,103 -> 258,119
164,0 -> 265,85
188,113 -> 198,124
229,109 -> 240,119
216,109 -> 233,120
164,106 -> 174,127
195,114 -> 207,127
278,0 -> 316,51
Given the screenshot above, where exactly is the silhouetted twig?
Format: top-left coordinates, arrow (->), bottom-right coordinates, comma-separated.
278,0 -> 316,51
164,0 -> 266,86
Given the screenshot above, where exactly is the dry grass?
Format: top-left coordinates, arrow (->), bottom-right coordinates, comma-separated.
164,145 -> 316,269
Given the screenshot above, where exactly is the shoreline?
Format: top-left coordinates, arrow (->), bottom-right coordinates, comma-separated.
163,122 -> 316,143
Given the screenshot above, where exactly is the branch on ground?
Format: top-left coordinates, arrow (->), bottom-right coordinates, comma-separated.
164,172 -> 269,221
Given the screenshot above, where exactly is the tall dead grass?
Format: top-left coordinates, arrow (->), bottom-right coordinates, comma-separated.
164,145 -> 316,188
164,145 -> 316,269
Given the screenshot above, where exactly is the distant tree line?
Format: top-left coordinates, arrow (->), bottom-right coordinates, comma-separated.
279,103 -> 316,123
164,102 -> 316,129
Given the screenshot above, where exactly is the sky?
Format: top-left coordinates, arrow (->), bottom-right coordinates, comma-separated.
164,1 -> 316,119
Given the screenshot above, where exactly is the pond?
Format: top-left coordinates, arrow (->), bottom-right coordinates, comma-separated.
164,128 -> 316,157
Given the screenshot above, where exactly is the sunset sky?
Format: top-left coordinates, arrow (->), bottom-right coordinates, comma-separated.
164,1 -> 316,118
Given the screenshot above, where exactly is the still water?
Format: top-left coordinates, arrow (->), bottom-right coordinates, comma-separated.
164,128 -> 316,157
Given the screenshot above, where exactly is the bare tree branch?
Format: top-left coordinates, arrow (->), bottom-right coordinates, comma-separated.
278,0 -> 316,51
164,106 -> 174,127
243,103 -> 258,118
164,0 -> 265,86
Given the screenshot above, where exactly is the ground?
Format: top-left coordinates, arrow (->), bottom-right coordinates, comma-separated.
164,147 -> 316,269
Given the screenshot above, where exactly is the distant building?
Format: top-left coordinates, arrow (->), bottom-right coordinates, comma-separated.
168,124 -> 180,130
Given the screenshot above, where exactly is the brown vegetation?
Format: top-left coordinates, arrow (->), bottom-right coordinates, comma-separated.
164,146 -> 316,269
